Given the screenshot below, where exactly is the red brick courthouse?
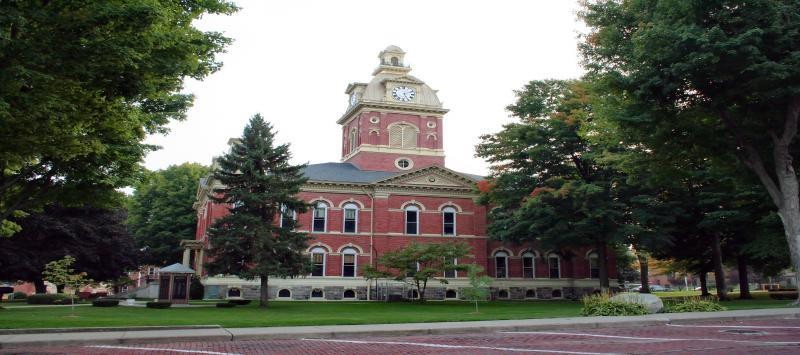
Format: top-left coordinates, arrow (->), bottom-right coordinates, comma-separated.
187,46 -> 615,301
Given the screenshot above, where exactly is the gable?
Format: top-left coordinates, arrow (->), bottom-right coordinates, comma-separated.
374,166 -> 478,190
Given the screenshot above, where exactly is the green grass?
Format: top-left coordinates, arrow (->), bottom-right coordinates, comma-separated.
0,293 -> 792,330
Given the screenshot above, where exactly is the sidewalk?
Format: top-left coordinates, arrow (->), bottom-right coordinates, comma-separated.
1,307 -> 798,349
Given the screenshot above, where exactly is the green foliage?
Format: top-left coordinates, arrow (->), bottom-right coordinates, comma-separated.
581,293 -> 648,316
11,292 -> 26,300
206,114 -> 310,306
128,163 -> 209,266
0,1 -> 237,235
664,298 -> 727,313
146,301 -> 172,309
228,299 -> 251,305
91,299 -> 120,307
190,276 -> 205,301
460,265 -> 492,313
216,302 -> 236,308
26,294 -> 74,305
364,242 -> 470,302
42,256 -> 90,293
768,291 -> 799,300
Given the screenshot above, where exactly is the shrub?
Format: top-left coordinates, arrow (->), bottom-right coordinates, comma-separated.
665,298 -> 727,313
581,293 -> 648,316
768,290 -> 798,300
12,292 -> 27,300
146,301 -> 172,309
216,302 -> 236,308
228,299 -> 251,305
92,299 -> 120,307
26,293 -> 74,305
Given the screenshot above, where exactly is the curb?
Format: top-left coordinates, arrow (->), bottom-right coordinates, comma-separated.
1,308 -> 798,349
0,325 -> 222,335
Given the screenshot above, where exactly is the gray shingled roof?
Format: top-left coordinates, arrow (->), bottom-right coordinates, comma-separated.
159,263 -> 195,274
302,163 -> 397,183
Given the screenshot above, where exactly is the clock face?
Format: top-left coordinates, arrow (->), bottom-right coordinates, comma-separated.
349,94 -> 358,106
392,86 -> 416,102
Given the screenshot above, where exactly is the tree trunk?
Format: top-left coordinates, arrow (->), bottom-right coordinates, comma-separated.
637,253 -> 650,293
737,255 -> 752,300
33,278 -> 46,294
597,241 -> 609,291
699,270 -> 710,297
259,274 -> 269,308
776,205 -> 800,305
711,233 -> 729,301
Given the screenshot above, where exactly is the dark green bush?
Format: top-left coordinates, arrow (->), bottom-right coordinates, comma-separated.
228,299 -> 251,305
26,293 -> 74,305
216,302 -> 236,308
190,276 -> 205,300
581,293 -> 648,316
768,290 -> 798,300
145,301 -> 172,309
665,298 -> 727,313
92,299 -> 120,307
12,292 -> 27,300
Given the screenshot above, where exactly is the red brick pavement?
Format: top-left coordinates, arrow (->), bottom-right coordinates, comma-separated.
3,318 -> 799,355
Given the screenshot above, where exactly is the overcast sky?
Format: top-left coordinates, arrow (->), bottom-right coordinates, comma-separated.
143,0 -> 586,176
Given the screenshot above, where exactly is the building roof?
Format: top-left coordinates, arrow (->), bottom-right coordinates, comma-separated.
302,162 -> 484,184
302,163 -> 398,183
159,263 -> 195,274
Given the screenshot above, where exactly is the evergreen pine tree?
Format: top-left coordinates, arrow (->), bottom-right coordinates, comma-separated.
206,114 -> 309,307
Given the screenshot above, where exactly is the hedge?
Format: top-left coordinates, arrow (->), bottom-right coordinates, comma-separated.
26,294 -> 74,305
228,299 -> 251,305
216,302 -> 236,308
664,297 -> 727,313
146,301 -> 172,309
92,299 -> 120,307
768,290 -> 798,300
12,292 -> 27,300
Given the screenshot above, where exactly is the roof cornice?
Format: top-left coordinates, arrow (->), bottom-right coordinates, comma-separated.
337,101 -> 449,125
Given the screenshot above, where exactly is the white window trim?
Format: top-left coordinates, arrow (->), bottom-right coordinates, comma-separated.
548,254 -> 561,279
495,252 -> 509,279
442,207 -> 457,236
279,205 -> 297,229
405,205 -> 420,235
522,252 -> 536,279
341,248 -> 357,278
342,203 -> 358,234
312,202 -> 328,233
310,247 -> 327,277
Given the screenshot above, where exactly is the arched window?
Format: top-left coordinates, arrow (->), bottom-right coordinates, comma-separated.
312,201 -> 328,232
227,288 -> 241,298
495,251 -> 509,278
389,124 -> 417,149
405,205 -> 419,235
341,247 -> 357,277
342,203 -> 358,233
498,289 -> 509,299
445,289 -> 457,299
548,253 -> 561,279
525,289 -> 536,299
343,289 -> 356,299
311,288 -> 324,298
522,251 -> 535,279
442,206 -> 456,236
349,129 -> 357,154
310,247 -> 326,277
391,56 -> 399,66
588,252 -> 600,279
278,289 -> 291,298
280,204 -> 296,230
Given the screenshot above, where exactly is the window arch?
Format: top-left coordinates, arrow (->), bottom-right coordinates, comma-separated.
278,289 -> 291,298
405,205 -> 420,235
522,251 -> 536,279
310,247 -> 327,277
342,203 -> 358,234
343,289 -> 356,299
341,247 -> 357,277
588,252 -> 600,279
548,253 -> 561,279
389,123 -> 418,149
442,206 -> 456,236
445,289 -> 458,299
312,201 -> 328,232
494,251 -> 509,278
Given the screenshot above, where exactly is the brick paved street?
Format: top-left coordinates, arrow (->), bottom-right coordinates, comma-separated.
3,318 -> 799,354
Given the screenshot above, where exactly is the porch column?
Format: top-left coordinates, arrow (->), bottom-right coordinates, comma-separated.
182,249 -> 191,266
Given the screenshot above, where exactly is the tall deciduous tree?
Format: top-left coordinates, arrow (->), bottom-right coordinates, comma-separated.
127,163 -> 209,266
0,1 -> 236,236
0,205 -> 138,293
580,0 -> 800,303
205,115 -> 309,308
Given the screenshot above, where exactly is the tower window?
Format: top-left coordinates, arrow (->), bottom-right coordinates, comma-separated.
391,56 -> 399,66
349,129 -> 357,154
395,158 -> 412,170
389,124 -> 418,149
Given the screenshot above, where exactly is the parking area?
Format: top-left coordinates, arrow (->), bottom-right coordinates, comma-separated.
3,318 -> 799,354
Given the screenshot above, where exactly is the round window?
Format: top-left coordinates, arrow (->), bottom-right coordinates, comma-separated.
369,116 -> 380,124
395,158 -> 412,170
427,121 -> 436,128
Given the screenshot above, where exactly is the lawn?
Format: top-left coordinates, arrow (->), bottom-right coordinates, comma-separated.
0,293 -> 792,329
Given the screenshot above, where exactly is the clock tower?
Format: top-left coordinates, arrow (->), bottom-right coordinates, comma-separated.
338,46 -> 448,172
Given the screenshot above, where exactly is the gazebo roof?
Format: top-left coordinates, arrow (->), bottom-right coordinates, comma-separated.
159,263 -> 195,274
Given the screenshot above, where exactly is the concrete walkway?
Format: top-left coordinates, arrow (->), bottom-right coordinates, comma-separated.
0,307 -> 798,349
